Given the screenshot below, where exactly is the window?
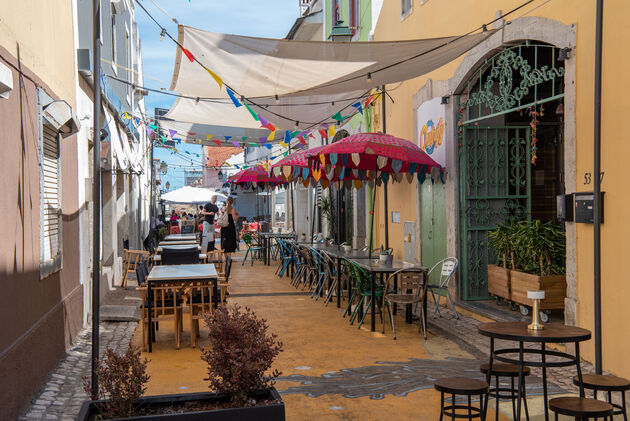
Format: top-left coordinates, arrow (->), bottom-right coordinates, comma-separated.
332,0 -> 341,25
401,0 -> 412,17
39,107 -> 62,278
125,25 -> 131,104
111,5 -> 117,74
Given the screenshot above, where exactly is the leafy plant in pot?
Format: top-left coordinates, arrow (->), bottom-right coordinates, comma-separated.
78,306 -> 285,420
509,220 -> 566,313
486,221 -> 518,304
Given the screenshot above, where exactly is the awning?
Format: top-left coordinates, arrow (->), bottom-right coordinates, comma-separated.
162,186 -> 228,204
42,100 -> 80,137
166,25 -> 495,132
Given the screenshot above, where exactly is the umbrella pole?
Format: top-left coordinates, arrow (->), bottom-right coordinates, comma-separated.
311,186 -> 316,245
382,84 -> 389,250
368,174 -> 377,261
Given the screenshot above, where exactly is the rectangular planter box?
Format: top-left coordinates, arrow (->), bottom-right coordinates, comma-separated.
77,388 -> 285,421
487,264 -> 511,301
510,270 -> 566,310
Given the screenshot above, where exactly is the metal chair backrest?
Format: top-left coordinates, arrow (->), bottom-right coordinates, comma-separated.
383,268 -> 428,303
342,258 -> 370,291
428,257 -> 459,288
161,247 -> 199,265
276,238 -> 291,259
309,248 -> 327,274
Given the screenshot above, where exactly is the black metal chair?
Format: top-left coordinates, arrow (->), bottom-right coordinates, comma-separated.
572,374 -> 630,421
161,247 -> 199,265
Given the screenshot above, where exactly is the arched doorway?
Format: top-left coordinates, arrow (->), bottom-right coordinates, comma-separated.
457,41 -> 566,304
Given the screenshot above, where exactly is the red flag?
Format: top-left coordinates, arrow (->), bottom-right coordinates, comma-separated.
364,95 -> 374,107
181,46 -> 195,63
264,122 -> 275,131
187,132 -> 196,135
212,139 -> 221,147
298,136 -> 306,145
318,128 -> 328,138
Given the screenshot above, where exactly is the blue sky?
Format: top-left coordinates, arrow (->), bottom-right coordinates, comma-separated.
136,0 -> 300,190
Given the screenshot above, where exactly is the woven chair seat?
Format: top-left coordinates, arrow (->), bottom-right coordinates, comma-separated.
385,293 -> 420,305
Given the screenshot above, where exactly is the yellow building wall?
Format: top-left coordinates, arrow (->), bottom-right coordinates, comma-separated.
372,0 -> 630,378
0,0 -> 77,106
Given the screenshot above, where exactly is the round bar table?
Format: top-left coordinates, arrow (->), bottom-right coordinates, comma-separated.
478,322 -> 591,421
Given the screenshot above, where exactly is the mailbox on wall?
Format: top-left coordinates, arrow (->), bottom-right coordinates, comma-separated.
573,192 -> 605,223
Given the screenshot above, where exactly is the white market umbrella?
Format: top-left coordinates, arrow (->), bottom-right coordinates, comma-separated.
162,186 -> 227,205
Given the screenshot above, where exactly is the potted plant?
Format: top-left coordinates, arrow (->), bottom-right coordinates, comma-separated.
486,221 -> 517,305
509,220 -> 566,317
78,305 -> 285,420
342,238 -> 352,253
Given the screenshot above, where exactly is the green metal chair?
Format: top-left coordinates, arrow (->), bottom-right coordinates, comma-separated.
344,259 -> 385,329
241,233 -> 264,266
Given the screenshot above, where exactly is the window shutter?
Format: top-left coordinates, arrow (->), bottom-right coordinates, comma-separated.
40,125 -> 62,277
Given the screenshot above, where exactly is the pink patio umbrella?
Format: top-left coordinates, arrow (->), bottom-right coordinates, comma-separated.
228,165 -> 285,190
305,132 -> 442,257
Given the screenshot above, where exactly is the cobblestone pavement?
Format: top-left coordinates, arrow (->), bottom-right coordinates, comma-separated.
18,321 -> 138,421
428,306 -> 597,394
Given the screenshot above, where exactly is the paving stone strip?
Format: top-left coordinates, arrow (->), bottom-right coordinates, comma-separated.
18,321 -> 138,421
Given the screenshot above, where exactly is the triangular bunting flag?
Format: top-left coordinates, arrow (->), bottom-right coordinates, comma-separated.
244,103 -> 259,121
168,129 -> 177,138
224,135 -> 232,141
212,139 -> 222,147
328,124 -> 336,137
267,129 -> 276,141
226,88 -> 242,107
203,66 -> 223,88
332,112 -> 344,123
181,46 -> 195,63
206,134 -> 213,140
231,141 -> 241,148
318,128 -> 328,138
259,115 -> 269,128
352,102 -> 363,114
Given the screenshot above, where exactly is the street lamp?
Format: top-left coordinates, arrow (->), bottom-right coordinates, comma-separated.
217,170 -> 224,182
328,20 -> 353,42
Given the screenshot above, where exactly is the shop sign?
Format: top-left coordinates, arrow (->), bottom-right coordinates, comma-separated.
416,97 -> 446,168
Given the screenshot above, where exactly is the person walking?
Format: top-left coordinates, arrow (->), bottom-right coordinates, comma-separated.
200,195 -> 219,252
220,197 -> 238,260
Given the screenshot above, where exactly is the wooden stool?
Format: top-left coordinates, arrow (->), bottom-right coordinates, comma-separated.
549,397 -> 613,420
434,377 -> 489,420
480,363 -> 531,421
573,375 -> 630,421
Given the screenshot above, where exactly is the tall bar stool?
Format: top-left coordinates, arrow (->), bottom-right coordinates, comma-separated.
573,375 -> 630,421
480,363 -> 531,421
549,397 -> 613,420
434,377 -> 489,421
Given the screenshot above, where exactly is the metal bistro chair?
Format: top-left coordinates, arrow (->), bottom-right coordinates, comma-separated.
292,245 -> 314,290
241,233 -> 264,266
322,251 -> 341,306
308,248 -> 330,300
345,259 -> 384,329
427,257 -> 460,319
275,238 -> 293,278
382,268 -> 429,340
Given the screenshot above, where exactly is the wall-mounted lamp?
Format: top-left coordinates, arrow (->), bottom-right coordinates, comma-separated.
558,47 -> 571,61
441,96 -> 449,105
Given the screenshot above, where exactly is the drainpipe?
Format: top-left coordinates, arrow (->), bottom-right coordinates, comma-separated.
593,0 -> 603,375
382,85 -> 389,250
91,0 -> 102,399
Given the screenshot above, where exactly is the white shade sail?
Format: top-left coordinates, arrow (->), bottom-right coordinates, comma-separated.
162,186 -> 228,204
166,25 -> 495,134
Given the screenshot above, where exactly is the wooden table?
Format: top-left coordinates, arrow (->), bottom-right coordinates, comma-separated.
164,234 -> 198,241
146,264 -> 218,352
352,259 -> 428,332
478,322 -> 591,421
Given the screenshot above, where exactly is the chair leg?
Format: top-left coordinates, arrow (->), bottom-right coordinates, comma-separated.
190,307 -> 196,348
349,296 -> 364,325
357,297 -> 371,329
242,249 -> 249,266
388,302 -> 396,339
434,287 -> 443,318
419,302 -> 427,339
446,288 -> 459,319
343,290 -> 357,318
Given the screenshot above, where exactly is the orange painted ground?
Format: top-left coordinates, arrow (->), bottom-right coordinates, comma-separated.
132,253 -> 553,420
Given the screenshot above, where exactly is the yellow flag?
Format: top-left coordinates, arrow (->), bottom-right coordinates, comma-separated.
280,141 -> 288,148
225,162 -> 231,167
206,134 -> 213,140
267,129 -> 276,141
328,124 -> 336,137
174,148 -> 178,153
204,66 -> 223,88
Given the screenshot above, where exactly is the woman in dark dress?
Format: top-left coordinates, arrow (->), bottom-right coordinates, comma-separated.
220,197 -> 239,259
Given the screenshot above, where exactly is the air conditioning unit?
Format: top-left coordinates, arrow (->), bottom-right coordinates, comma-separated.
0,62 -> 13,99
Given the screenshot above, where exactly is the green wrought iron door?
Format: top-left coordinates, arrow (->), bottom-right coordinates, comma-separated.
458,126 -> 531,300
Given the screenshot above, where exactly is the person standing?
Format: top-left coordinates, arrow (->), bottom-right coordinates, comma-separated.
201,195 -> 219,252
220,197 -> 238,260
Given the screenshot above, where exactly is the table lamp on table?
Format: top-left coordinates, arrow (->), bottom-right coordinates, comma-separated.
527,290 -> 545,330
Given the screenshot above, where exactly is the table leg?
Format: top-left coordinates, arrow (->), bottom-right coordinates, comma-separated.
575,342 -> 585,397
393,275 -> 398,316
370,272 -> 376,332
541,342 -> 549,421
423,271 -> 428,334
484,337 -> 494,419
147,283 -> 153,353
336,258 -> 341,308
516,341 -> 524,421
290,247 -> 294,278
